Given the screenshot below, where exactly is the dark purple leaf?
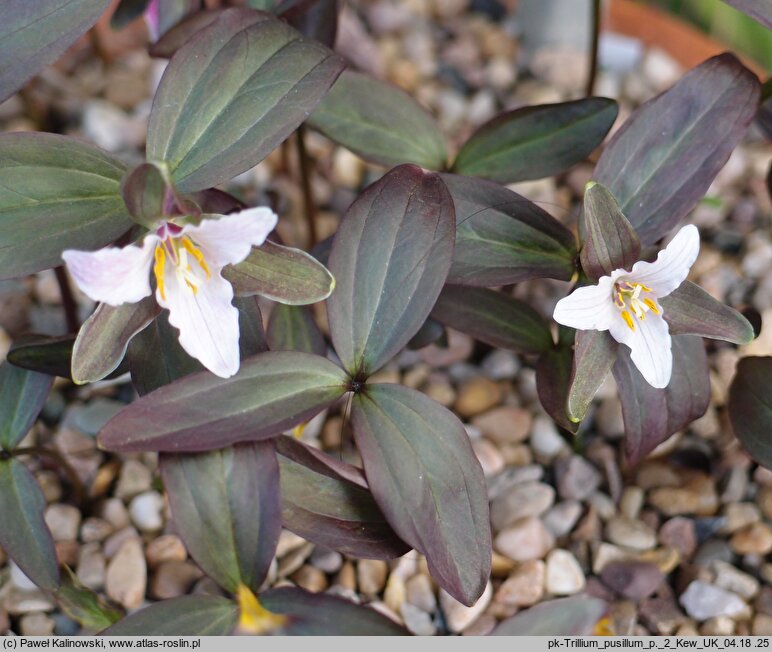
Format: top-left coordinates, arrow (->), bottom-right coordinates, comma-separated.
276,436 -> 410,559
101,596 -> 238,635
491,596 -> 606,635
720,0 -> 772,28
0,133 -> 131,280
0,362 -> 53,450
407,317 -> 446,350
757,79 -> 772,140
567,330 -> 618,423
148,10 -> 222,58
613,335 -> 710,465
536,336 -> 578,433
580,181 -> 640,280
729,356 -> 772,469
327,165 -> 455,377
72,298 -> 160,385
188,187 -> 245,215
100,351 -> 348,452
147,8 -> 344,192
155,0 -> 201,37
595,53 -> 761,244
7,335 -> 78,379
308,70 -> 448,169
161,440 -> 281,593
111,0 -> 151,29
440,174 -> 577,286
267,304 -> 326,356
261,586 -> 409,635
661,281 -> 755,344
351,384 -> 491,605
452,98 -> 618,183
0,458 -> 59,590
0,0 -> 111,103
431,285 -> 553,355
278,0 -> 339,47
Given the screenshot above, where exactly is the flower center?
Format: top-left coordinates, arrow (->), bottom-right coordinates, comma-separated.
612,281 -> 660,331
153,235 -> 211,300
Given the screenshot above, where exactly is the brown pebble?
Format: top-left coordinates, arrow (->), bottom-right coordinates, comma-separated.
357,559 -> 389,596
150,561 -> 203,600
454,377 -> 502,418
145,534 -> 187,568
291,565 -> 328,593
731,522 -> 772,555
335,562 -> 357,591
659,517 -> 697,559
471,407 -> 531,444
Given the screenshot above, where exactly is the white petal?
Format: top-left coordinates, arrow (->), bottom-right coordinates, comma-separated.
62,237 -> 157,306
626,224 -> 700,297
608,308 -> 672,388
553,276 -> 616,331
157,265 -> 240,378
182,207 -> 278,267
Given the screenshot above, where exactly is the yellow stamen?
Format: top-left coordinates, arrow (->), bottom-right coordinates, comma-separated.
154,246 -> 166,300
291,423 -> 306,440
593,617 -> 615,636
643,298 -> 660,314
621,310 -> 635,331
236,584 -> 287,635
181,236 -> 211,278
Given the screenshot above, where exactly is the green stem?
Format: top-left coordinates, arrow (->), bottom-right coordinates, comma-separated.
585,0 -> 601,97
54,266 -> 80,334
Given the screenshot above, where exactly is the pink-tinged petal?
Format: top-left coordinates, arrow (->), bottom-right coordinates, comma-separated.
182,208 -> 279,268
156,265 -> 240,378
627,224 -> 700,297
62,237 -> 157,307
608,308 -> 672,388
553,276 -> 616,331
144,0 -> 160,40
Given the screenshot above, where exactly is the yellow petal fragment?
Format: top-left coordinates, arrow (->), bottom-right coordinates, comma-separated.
181,236 -> 211,278
237,584 -> 287,635
154,246 -> 166,300
291,422 -> 306,440
643,298 -> 660,314
621,310 -> 635,331
593,616 -> 615,636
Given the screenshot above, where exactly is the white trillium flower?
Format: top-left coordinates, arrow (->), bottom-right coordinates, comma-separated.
553,224 -> 700,389
62,207 -> 278,379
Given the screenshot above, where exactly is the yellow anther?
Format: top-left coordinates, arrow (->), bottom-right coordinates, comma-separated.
291,423 -> 306,440
621,310 -> 635,331
236,584 -> 287,635
643,298 -> 660,314
185,279 -> 198,295
154,246 -> 166,300
181,236 -> 211,278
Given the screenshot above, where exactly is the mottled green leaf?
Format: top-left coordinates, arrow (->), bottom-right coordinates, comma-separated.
100,351 -> 347,452
56,566 -> 123,631
224,241 -> 334,305
595,54 -> 760,244
101,596 -> 238,635
0,458 -> 59,590
452,98 -> 617,183
72,298 -> 160,385
161,441 -> 281,593
661,281 -> 755,344
147,8 -> 344,192
431,285 -> 552,355
0,133 -> 131,279
580,181 -> 640,280
0,0 -> 111,103
276,436 -> 410,559
492,596 -> 606,635
351,384 -> 490,605
441,174 -> 577,286
613,335 -> 710,465
308,70 -> 447,169
261,587 -> 409,635
567,330 -> 618,423
729,356 -> 772,468
0,362 -> 53,450
328,165 -> 455,377
267,304 -> 326,355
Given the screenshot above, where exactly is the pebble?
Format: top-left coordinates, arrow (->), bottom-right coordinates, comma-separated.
530,416 -> 568,462
76,543 -> 106,590
600,561 -> 663,600
471,407 -> 531,444
472,437 -> 505,476
494,517 -> 554,562
605,516 -> 657,550
10,562 -> 39,591
384,574 -> 407,613
454,377 -> 502,417
639,596 -> 688,635
545,549 -> 585,595
493,559 -> 545,608
115,459 -> 153,500
150,561 -> 203,600
480,350 -> 519,380
490,481 -> 555,530
19,613 -> 56,636
754,615 -> 772,636
145,534 -> 187,568
291,565 -> 328,593
406,573 -> 436,613
100,497 -> 131,530
711,560 -> 759,599
659,517 -> 698,559
439,581 -> 492,634
129,491 -> 165,532
679,580 -> 747,620
309,547 -> 343,574
543,501 -> 583,538
619,487 -> 645,519
357,559 -> 388,596
400,603 -> 436,636
105,537 -> 147,609
730,522 -> 772,555
648,480 -> 718,516
44,504 -> 81,542
758,486 -> 772,520
487,465 -> 543,501
555,455 -> 602,501
721,502 -> 761,533
80,517 -> 114,543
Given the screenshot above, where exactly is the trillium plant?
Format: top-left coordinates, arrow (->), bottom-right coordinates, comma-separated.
0,0 -> 768,637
